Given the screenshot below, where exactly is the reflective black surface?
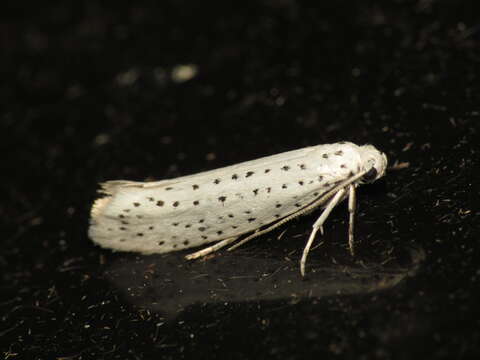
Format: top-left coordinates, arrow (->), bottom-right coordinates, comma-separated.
2,1 -> 479,359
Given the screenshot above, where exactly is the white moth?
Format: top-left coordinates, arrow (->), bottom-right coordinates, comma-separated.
89,142 -> 388,276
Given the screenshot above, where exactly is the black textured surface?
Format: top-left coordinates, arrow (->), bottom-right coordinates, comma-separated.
1,1 -> 479,359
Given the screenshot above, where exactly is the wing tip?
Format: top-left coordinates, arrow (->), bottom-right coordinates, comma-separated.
98,180 -> 144,195
91,180 -> 145,218
90,196 -> 112,219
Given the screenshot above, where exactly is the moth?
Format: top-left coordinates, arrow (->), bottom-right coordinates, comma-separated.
89,142 -> 388,276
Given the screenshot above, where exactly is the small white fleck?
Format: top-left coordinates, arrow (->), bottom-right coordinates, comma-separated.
206,152 -> 216,161
171,64 -> 198,83
94,133 -> 110,146
394,88 -> 405,97
275,96 -> 286,106
116,68 -> 140,86
31,217 -> 43,226
352,67 -> 361,77
65,84 -> 84,99
161,136 -> 173,145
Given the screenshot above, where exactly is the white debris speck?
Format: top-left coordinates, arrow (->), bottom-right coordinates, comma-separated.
94,133 -> 111,146
116,68 -> 140,86
171,64 -> 198,83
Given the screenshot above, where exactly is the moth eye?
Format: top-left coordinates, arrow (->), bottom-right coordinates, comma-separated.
362,167 -> 378,183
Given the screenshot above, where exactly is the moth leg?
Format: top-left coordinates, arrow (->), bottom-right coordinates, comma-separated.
226,228 -> 263,251
301,188 -> 346,277
348,184 -> 356,256
185,236 -> 238,260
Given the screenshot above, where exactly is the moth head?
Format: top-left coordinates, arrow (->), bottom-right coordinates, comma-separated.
358,144 -> 388,183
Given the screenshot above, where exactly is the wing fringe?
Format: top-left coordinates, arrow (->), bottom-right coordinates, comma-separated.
98,180 -> 145,195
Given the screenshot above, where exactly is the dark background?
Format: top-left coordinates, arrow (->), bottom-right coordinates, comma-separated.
1,1 -> 479,359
